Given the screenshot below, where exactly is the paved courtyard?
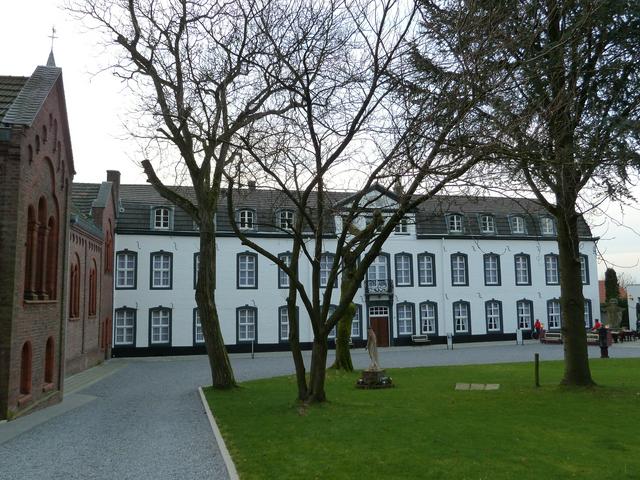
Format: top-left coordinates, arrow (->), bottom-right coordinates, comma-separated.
2,340 -> 640,480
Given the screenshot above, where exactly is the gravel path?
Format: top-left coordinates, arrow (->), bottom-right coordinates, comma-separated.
1,340 -> 639,480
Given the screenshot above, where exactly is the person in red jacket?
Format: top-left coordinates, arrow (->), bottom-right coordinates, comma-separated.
592,319 -> 602,331
534,319 -> 542,339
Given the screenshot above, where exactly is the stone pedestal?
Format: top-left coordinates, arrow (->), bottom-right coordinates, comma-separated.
356,369 -> 393,389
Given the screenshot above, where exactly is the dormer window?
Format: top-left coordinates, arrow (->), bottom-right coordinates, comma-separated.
238,209 -> 255,230
278,210 -> 294,230
480,215 -> 495,234
394,218 -> 408,234
154,207 -> 170,230
448,214 -> 463,233
540,216 -> 555,235
510,216 -> 525,234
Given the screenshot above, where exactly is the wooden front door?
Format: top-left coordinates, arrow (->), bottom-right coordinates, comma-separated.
370,317 -> 389,347
369,306 -> 390,347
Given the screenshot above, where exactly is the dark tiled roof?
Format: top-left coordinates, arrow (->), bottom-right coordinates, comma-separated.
2,66 -> 61,126
0,76 -> 28,123
71,183 -> 101,217
113,183 -> 594,239
70,202 -> 103,239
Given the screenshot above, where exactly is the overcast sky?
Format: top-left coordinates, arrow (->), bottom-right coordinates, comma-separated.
3,0 -> 639,282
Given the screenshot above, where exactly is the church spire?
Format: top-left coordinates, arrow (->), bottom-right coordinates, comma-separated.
46,26 -> 57,67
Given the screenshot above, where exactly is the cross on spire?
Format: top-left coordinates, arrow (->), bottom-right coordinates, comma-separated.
49,26 -> 58,51
47,26 -> 58,67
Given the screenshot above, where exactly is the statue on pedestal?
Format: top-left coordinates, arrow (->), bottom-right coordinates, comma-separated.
366,327 -> 381,371
605,298 -> 623,329
356,326 -> 392,389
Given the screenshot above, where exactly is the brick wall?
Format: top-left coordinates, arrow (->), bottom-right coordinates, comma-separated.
0,79 -> 73,419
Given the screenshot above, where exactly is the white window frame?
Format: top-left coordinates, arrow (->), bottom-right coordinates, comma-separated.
545,255 -> 559,284
584,300 -> 592,328
484,254 -> 499,285
238,209 -> 255,230
515,255 -> 530,285
420,302 -> 437,334
278,253 -> 291,288
486,301 -> 501,332
451,254 -> 467,286
511,216 -> 525,234
279,307 -> 289,341
116,251 -> 136,288
238,253 -> 257,288
114,309 -> 135,345
151,252 -> 172,289
367,255 -> 388,282
395,254 -> 412,286
150,308 -> 171,345
580,256 -> 588,284
320,254 -> 335,288
278,210 -> 294,230
154,207 -> 170,230
516,300 -> 532,330
238,307 -> 256,342
396,303 -> 413,335
351,306 -> 361,338
453,302 -> 470,333
540,217 -> 555,235
547,300 -> 561,329
418,253 -> 435,286
448,214 -> 463,233
194,309 -> 204,344
480,215 -> 495,234
394,218 -> 408,233
328,306 -> 337,339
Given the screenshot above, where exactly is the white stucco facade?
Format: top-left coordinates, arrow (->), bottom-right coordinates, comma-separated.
112,224 -> 600,354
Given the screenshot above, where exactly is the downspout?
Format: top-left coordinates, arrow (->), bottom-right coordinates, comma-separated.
441,237 -> 447,338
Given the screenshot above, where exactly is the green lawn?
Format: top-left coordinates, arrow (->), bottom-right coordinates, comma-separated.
205,359 -> 640,479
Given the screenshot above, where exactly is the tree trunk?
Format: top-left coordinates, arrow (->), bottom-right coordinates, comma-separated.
307,336 -> 328,403
197,219 -> 236,389
330,303 -> 355,371
287,295 -> 308,401
556,204 -> 595,387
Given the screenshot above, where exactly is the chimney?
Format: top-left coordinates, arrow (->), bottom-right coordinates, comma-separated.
107,170 -> 121,213
248,180 -> 256,191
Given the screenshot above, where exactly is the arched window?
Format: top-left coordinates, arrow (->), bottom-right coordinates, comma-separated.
24,205 -> 36,298
69,254 -> 80,318
45,216 -> 58,299
104,221 -> 113,273
42,125 -> 47,144
20,342 -> 32,395
53,119 -> 58,151
88,259 -> 97,316
36,197 -> 48,297
35,135 -> 40,154
44,337 -> 55,384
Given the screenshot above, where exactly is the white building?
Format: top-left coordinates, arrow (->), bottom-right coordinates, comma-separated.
111,184 -> 600,355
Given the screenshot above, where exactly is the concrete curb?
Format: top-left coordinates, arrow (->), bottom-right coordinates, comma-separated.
198,386 -> 240,480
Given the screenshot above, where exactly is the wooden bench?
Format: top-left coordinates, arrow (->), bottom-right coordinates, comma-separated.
540,332 -> 562,344
411,334 -> 431,345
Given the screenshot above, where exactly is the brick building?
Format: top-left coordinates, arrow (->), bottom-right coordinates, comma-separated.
66,172 -> 119,375
0,55 -> 75,419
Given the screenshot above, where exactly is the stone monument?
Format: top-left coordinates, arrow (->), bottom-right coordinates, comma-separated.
605,298 -> 624,329
356,327 -> 393,389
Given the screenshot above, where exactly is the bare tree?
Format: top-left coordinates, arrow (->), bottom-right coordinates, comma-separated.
224,0 -> 491,403
415,0 -> 640,385
69,0 -> 312,388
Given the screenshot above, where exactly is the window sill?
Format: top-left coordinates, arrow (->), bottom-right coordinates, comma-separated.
24,299 -> 57,305
42,382 -> 54,393
17,394 -> 32,407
